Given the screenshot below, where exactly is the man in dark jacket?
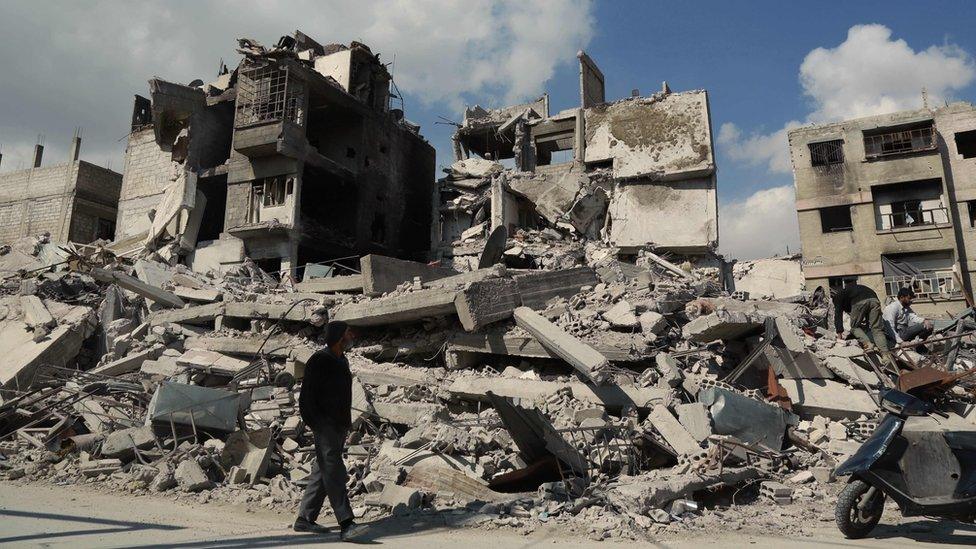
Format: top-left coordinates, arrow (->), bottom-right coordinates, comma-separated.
294,321 -> 368,541
833,283 -> 890,352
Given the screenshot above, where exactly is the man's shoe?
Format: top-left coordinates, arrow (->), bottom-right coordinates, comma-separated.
339,521 -> 369,541
293,517 -> 331,534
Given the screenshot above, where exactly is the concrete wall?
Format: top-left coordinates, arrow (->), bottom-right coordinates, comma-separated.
583,90 -> 715,181
791,103 -> 976,316
607,175 -> 717,252
0,160 -> 121,244
117,128 -> 173,238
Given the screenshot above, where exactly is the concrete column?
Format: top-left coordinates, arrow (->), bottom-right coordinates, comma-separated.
32,144 -> 44,168
70,136 -> 82,161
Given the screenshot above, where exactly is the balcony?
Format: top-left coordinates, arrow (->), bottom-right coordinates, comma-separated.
883,271 -> 959,300
864,125 -> 936,159
877,206 -> 949,231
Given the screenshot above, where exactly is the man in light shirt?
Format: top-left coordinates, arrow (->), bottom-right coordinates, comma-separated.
883,287 -> 933,345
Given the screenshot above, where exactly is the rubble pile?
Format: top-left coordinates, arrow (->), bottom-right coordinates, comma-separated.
2,231 -> 976,541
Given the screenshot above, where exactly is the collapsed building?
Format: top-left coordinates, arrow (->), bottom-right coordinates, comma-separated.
437,51 -> 718,269
6,31 -> 976,544
0,135 -> 121,245
115,31 -> 435,277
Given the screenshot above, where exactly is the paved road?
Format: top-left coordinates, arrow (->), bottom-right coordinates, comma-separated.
1,482 -> 975,547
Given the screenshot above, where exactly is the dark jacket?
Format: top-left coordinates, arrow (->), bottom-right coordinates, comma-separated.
298,348 -> 352,431
833,284 -> 879,332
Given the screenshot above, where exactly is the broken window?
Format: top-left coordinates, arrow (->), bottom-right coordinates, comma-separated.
882,250 -> 958,299
96,218 -> 115,241
535,130 -> 574,166
262,177 -> 289,206
248,176 -> 293,223
863,121 -> 935,158
819,205 -> 853,232
809,140 -> 843,167
955,130 -> 976,158
236,64 -> 305,127
872,179 -> 947,230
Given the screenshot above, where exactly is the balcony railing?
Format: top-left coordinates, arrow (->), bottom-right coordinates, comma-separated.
878,206 -> 948,230
884,271 -> 959,300
864,126 -> 936,158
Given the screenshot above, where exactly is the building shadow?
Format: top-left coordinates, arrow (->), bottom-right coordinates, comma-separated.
0,509 -> 185,544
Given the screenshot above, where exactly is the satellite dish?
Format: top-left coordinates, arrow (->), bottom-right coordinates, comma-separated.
479,225 -> 508,268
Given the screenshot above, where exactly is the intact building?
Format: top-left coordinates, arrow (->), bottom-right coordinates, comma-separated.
790,102 -> 976,318
0,138 -> 121,245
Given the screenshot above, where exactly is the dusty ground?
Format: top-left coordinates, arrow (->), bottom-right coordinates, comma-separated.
1,482 -> 975,548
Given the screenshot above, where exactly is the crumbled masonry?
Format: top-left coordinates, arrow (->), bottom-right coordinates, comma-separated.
2,29 -> 976,543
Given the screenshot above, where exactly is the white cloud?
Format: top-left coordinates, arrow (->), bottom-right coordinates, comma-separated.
719,185 -> 800,260
0,0 -> 594,170
720,24 -> 976,173
718,121 -> 802,175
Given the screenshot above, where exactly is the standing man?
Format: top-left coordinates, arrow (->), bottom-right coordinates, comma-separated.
833,283 -> 890,352
883,287 -> 934,344
294,321 -> 369,541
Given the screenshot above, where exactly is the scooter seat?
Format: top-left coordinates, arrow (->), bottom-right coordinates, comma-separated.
944,431 -> 976,452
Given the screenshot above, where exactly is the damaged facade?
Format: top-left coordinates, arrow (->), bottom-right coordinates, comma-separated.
116,31 -> 435,276
437,51 -> 718,269
0,136 -> 121,245
791,102 -> 976,317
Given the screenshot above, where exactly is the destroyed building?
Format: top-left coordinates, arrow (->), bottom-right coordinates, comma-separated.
115,31 -> 435,276
0,136 -> 121,245
437,51 -> 718,267
790,101 -> 976,318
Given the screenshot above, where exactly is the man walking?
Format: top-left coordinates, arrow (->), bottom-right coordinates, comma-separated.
883,287 -> 934,345
833,283 -> 890,351
294,321 -> 368,541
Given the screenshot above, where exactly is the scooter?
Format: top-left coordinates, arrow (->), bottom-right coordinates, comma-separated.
834,388 -> 976,538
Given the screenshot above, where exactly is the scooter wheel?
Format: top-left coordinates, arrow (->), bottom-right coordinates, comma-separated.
835,479 -> 885,539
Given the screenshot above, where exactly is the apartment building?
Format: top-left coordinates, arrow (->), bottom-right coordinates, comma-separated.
117,31 -> 435,277
0,137 -> 121,245
790,102 -> 976,318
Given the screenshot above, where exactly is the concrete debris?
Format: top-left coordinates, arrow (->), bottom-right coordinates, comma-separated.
5,29 -> 975,543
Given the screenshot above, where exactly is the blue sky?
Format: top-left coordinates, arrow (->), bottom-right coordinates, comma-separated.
362,1 -> 976,257
2,1 -> 975,258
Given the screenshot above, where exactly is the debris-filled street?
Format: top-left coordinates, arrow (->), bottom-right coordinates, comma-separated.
3,14 -> 976,548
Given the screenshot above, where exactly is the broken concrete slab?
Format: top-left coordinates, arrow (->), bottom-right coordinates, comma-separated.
778,379 -> 878,420
699,387 -> 790,451
447,376 -> 665,411
21,295 -> 55,334
371,401 -> 447,426
514,267 -> 598,310
648,405 -> 701,455
90,267 -> 185,309
332,288 -> 458,327
361,254 -> 457,296
0,303 -> 97,390
100,426 -> 156,460
185,334 -> 294,358
149,302 -> 225,326
609,466 -> 762,513
513,306 -> 610,384
91,347 -> 161,376
446,330 -> 643,364
682,312 -> 763,343
224,301 -> 324,324
455,278 -> 520,332
425,264 -> 507,290
171,286 -> 222,303
295,274 -> 364,294
675,403 -> 712,443
176,349 -> 251,376
403,460 -> 499,504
